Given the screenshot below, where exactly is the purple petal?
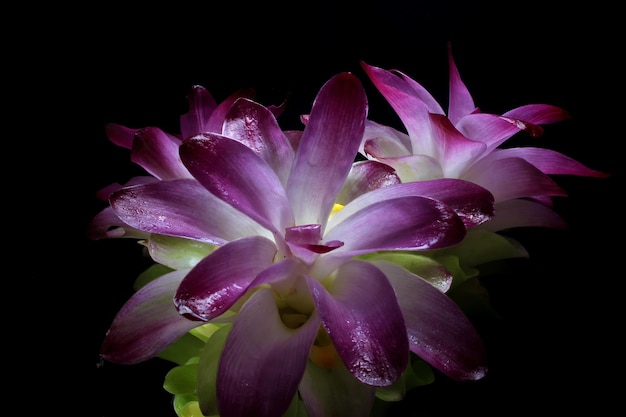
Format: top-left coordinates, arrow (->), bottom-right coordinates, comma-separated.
360,62 -> 438,155
306,260 -> 409,386
181,134 -> 293,233
179,86 -> 255,139
492,147 -> 610,178
325,196 -> 465,256
299,362 -> 376,417
131,127 -> 192,180
372,260 -> 488,381
87,206 -> 150,240
174,236 -> 277,321
286,72 -> 367,226
110,179 -> 270,244
222,98 -> 296,184
329,179 -> 494,229
105,122 -> 136,149
100,269 -> 199,364
457,112 -> 539,152
335,160 -> 401,204
216,288 -> 320,417
464,156 -> 566,202
502,103 -> 571,125
482,199 -> 568,231
446,43 -> 477,125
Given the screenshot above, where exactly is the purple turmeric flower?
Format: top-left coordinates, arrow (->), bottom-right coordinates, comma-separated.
96,72 -> 495,417
359,43 -> 608,232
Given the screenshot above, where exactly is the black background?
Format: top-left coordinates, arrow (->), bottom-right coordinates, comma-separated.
35,1 -> 622,415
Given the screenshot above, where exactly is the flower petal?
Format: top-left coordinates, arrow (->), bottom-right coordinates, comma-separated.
110,179 -> 270,244
100,269 -> 199,364
306,260 -> 409,386
326,196 -> 465,254
131,127 -> 193,180
286,72 -> 367,226
335,160 -> 401,205
222,97 -> 296,185
328,179 -> 494,230
464,156 -> 566,202
181,133 -> 293,233
492,147 -> 610,178
371,260 -> 488,381
216,288 -> 320,417
180,86 -> 256,139
174,236 -> 277,321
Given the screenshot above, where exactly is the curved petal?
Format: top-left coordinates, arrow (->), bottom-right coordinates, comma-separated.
286,72 -> 367,226
181,133 -> 293,233
456,112 -> 538,152
174,236 -> 277,321
105,122 -> 136,149
306,260 -> 409,386
131,127 -> 192,180
100,269 -> 199,364
502,103 -> 571,125
464,156 -> 566,202
428,113 -> 487,177
222,98 -> 296,185
374,154 -> 444,183
87,206 -> 150,240
360,61 -> 437,155
299,362 -> 376,417
335,160 -> 401,205
329,179 -> 494,230
371,260 -> 488,381
481,199 -> 568,231
447,42 -> 477,125
361,119 -> 412,156
180,86 -> 256,138
363,133 -> 411,158
326,196 -> 465,255
216,288 -> 321,417
491,147 -> 610,178
110,179 -> 270,244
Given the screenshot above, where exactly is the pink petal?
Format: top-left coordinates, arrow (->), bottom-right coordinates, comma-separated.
216,288 -> 320,417
372,260 -> 488,381
286,72 -> 367,226
306,260 -> 409,386
100,269 -> 199,364
181,133 -> 293,233
174,236 -> 277,321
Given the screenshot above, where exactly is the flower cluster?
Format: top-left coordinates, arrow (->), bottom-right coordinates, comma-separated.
91,44 -> 608,417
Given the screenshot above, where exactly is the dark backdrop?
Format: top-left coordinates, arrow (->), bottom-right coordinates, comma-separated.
49,1 -> 622,415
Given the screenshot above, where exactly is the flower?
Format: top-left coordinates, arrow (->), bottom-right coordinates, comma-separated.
359,43 -> 608,232
95,72 -> 495,417
358,44 -> 609,283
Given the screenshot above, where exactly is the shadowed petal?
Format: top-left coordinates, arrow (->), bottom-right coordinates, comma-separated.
100,269 -> 199,364
287,72 -> 367,227
492,147 -> 610,178
306,260 -> 409,386
299,362 -> 376,417
174,236 -> 277,321
464,156 -> 566,202
181,134 -> 293,233
131,127 -> 192,180
216,288 -> 321,417
110,179 -> 270,244
371,260 -> 488,381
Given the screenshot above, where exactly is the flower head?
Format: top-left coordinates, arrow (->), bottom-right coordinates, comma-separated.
359,42 -> 609,232
95,72 -> 495,417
